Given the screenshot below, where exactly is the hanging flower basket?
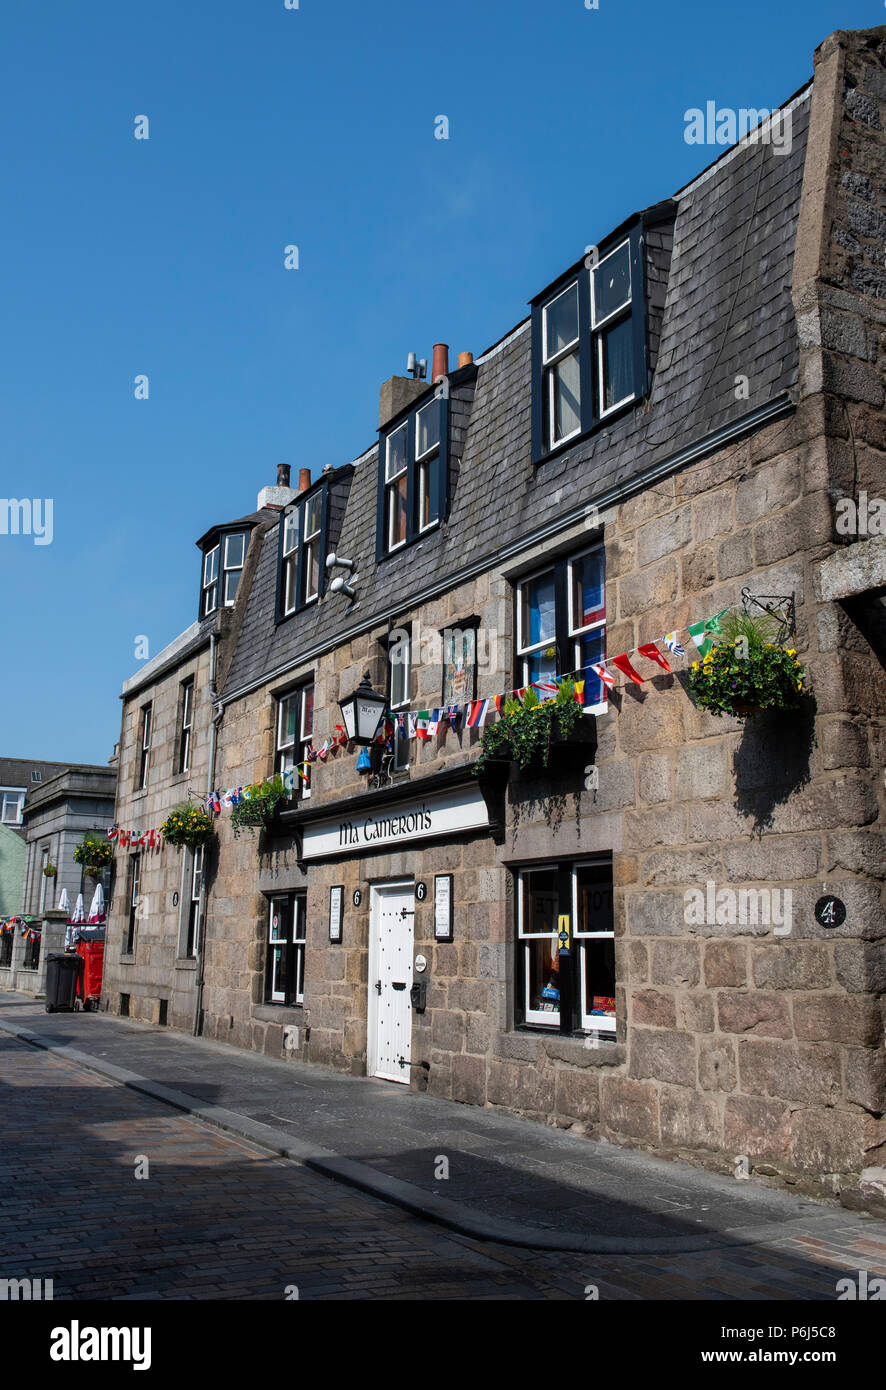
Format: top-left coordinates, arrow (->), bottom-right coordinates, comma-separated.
688,611 -> 806,720
43,863 -> 58,878
73,834 -> 113,876
160,803 -> 216,849
474,679 -> 585,774
231,776 -> 287,838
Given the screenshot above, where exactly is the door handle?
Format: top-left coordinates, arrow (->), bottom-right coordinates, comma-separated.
375,980 -> 382,994
391,981 -> 406,990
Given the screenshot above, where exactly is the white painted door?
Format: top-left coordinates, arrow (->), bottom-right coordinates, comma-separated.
368,882 -> 414,1082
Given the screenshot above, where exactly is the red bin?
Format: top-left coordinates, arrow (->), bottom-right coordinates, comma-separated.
76,941 -> 105,1009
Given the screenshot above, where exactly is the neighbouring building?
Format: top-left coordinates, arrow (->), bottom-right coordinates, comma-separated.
103,27 -> 886,1207
0,758 -> 117,993
0,756 -> 70,915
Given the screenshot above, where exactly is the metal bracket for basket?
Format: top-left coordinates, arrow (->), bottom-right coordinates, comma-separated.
740,588 -> 796,644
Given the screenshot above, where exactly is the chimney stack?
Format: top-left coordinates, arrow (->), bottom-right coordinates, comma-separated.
298,468 -> 312,493
257,465 -> 299,512
432,343 -> 449,382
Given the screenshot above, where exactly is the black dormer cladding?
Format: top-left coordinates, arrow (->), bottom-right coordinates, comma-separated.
219,92 -> 810,700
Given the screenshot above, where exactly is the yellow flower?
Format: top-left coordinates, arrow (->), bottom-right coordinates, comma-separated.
787,649 -> 796,656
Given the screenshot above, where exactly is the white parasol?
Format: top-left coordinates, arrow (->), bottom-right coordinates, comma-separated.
56,887 -> 70,914
69,893 -> 85,924
87,883 -> 106,923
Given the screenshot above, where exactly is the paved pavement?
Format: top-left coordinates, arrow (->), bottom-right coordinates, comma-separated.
1,990 -> 885,1300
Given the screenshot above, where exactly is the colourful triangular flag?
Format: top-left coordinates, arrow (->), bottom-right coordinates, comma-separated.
610,652 -> 645,685
637,642 -> 671,672
467,699 -> 489,728
592,661 -> 615,689
664,632 -> 686,657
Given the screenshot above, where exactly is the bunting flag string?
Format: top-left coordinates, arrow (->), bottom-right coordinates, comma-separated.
107,824 -> 164,853
200,606 -> 735,810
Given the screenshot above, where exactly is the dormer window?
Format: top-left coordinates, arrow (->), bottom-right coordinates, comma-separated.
277,484 -> 328,620
377,396 -> 448,559
201,530 -> 247,617
531,222 -> 646,463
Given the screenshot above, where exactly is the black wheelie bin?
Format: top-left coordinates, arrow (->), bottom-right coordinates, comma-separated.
45,952 -> 83,1013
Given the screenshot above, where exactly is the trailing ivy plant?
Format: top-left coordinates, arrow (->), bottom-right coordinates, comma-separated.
230,775 -> 287,838
688,610 -> 805,719
473,679 -> 583,774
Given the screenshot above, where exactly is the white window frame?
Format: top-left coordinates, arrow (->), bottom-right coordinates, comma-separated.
389,631 -> 411,771
267,894 -> 306,1005
566,542 -> 608,716
202,545 -> 219,616
385,424 -> 409,553
179,678 -> 194,775
415,400 -> 441,535
276,683 -> 313,799
136,704 -> 152,791
185,845 -> 203,958
302,495 -> 322,604
281,509 -> 299,615
516,867 -> 561,1027
572,861 -> 616,1034
591,239 -> 636,419
0,787 -> 25,825
39,846 -> 50,914
516,562 -> 558,688
222,532 -> 246,606
542,281 -> 582,452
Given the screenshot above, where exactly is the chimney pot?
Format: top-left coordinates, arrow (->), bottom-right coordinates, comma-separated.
432,343 -> 449,382
298,468 -> 312,493
277,463 -> 291,488
458,351 -> 473,369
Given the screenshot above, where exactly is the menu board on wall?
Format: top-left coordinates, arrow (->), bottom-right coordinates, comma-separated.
434,874 -> 453,941
329,885 -> 343,943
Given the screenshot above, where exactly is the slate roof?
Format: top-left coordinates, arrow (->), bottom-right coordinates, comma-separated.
222,89 -> 810,700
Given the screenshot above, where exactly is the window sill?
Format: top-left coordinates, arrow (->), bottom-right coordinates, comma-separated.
120,953 -> 136,965
255,1003 -> 303,1022
379,520 -> 441,562
174,957 -> 198,970
532,394 -> 643,468
131,789 -> 147,801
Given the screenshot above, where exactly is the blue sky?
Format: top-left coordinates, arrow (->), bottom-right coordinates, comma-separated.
0,0 -> 875,763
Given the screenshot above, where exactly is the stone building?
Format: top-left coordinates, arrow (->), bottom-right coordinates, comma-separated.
100,480 -> 302,1030
0,759 -> 116,994
103,27 -> 886,1204
0,756 -> 71,914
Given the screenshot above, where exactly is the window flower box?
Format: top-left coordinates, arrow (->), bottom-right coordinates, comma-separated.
474,679 -> 589,775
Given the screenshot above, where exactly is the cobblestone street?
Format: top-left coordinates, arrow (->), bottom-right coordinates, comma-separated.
2,1030 -> 885,1302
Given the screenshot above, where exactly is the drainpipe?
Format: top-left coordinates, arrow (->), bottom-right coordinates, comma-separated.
193,631 -> 223,1036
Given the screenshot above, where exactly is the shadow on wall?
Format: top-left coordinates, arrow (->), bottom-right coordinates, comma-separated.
732,696 -> 816,837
